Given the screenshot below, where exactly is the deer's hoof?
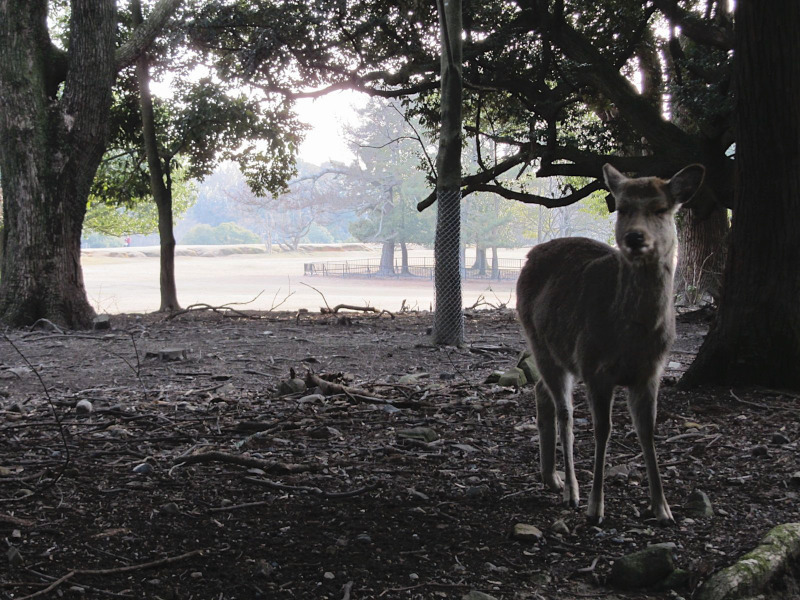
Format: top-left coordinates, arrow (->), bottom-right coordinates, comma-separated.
645,505 -> 675,527
586,513 -> 604,526
542,473 -> 564,492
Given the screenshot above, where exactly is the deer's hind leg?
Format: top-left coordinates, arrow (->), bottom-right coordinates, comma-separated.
535,360 -> 578,507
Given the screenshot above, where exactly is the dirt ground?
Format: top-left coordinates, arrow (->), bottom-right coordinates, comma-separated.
1,308 -> 799,600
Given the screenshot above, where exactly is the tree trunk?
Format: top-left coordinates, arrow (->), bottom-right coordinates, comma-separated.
491,247 -> 500,279
379,241 -> 395,275
681,0 -> 800,390
0,0 -> 117,328
472,245 -> 487,276
133,0 -> 180,312
400,241 -> 410,275
432,0 -> 463,346
675,191 -> 728,306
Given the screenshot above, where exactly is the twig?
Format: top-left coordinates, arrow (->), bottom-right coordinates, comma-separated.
1,334 -> 70,500
16,549 -> 204,600
342,580 -> 354,600
299,281 -> 332,312
729,389 -> 770,411
305,373 -> 421,408
173,450 -> 311,474
166,292 -> 266,320
321,304 -> 395,319
244,476 -> 377,499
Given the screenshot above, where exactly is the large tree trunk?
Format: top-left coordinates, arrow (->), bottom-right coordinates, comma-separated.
432,0 -> 463,346
472,245 -> 488,276
0,0 -> 117,328
133,0 -> 180,312
675,191 -> 728,306
681,0 -> 800,390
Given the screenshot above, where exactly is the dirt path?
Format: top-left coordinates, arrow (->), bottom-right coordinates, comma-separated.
81,245 -> 523,314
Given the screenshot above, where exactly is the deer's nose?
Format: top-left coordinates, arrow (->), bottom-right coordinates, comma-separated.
624,231 -> 646,249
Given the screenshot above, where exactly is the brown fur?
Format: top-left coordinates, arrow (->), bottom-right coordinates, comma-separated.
516,163 -> 704,524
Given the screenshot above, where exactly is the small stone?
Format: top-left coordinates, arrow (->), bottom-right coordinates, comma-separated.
497,367 -> 527,388
552,518 -> 570,535
323,571 -> 335,581
511,523 -> 543,543
516,351 -> 540,384
685,489 -> 713,518
484,371 -> 503,384
751,444 -> 769,457
397,427 -> 439,443
92,314 -> 111,330
132,462 -> 153,475
159,502 -> 180,515
277,378 -> 306,396
158,347 -> 187,361
771,432 -> 791,445
607,464 -> 630,482
608,544 -> 675,589
789,471 -> 800,488
355,533 -> 372,544
190,571 -> 203,579
466,485 -> 490,498
409,573 -> 419,581
399,373 -> 429,385
462,591 -> 498,600
75,399 -> 93,414
7,545 -> 23,567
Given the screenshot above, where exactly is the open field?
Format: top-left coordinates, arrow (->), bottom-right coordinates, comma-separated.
81,244 -> 527,315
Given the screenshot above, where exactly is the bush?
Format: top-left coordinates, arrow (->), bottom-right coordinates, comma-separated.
82,232 -> 125,248
181,222 -> 261,245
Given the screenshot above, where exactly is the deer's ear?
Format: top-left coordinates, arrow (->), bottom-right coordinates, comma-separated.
669,164 -> 705,205
602,163 -> 627,197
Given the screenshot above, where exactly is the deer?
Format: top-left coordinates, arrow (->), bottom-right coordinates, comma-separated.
516,163 -> 705,525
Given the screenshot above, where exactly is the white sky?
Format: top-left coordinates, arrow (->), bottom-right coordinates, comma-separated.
294,90 -> 369,166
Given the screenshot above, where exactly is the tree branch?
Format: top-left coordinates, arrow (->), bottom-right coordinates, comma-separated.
115,0 -> 183,71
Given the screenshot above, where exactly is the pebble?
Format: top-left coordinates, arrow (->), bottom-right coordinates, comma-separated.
462,591 -> 498,600
323,571 -> 335,581
511,523 -> 543,543
75,399 -> 93,414
684,489 -> 713,518
552,518 -> 570,535
771,432 -> 791,445
751,444 -> 769,457
132,462 -> 153,474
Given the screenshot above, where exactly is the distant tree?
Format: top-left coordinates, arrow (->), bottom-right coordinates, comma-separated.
181,222 -> 261,245
344,99 -> 435,274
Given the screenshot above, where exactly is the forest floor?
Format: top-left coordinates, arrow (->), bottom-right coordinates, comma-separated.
1,308 -> 799,600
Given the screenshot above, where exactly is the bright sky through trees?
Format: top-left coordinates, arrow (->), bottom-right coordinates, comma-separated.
295,90 -> 368,165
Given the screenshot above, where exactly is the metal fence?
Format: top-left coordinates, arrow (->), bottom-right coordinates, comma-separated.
303,256 -> 523,281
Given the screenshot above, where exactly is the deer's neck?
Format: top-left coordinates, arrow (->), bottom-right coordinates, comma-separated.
615,257 -> 675,331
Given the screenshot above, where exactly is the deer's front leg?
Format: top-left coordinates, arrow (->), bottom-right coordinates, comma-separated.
628,380 -> 673,525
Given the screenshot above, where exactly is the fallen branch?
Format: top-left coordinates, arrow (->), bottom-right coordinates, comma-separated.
244,476 -> 377,499
321,304 -> 395,319
166,291 -> 266,320
17,549 -> 204,600
173,450 -> 312,474
305,373 -> 422,408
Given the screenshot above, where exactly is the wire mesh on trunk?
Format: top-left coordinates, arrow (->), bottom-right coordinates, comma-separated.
433,187 -> 464,345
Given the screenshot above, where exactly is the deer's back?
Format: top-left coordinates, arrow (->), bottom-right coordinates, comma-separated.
516,237 -> 671,385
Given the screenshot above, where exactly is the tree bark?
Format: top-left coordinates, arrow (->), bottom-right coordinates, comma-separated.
491,246 -> 500,280
0,0 -> 118,328
133,0 -> 180,312
472,245 -> 487,276
432,0 -> 463,346
379,241 -> 395,275
675,191 -> 728,305
400,241 -> 410,275
681,0 -> 800,390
